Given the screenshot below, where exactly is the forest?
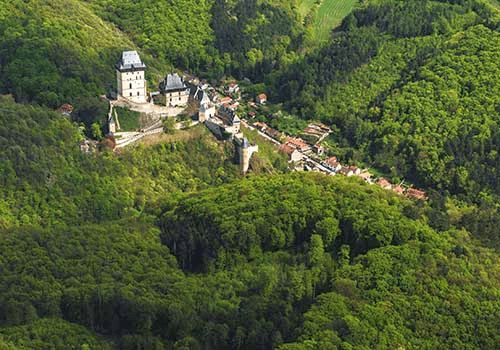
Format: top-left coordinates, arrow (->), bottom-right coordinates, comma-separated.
0,173 -> 499,349
0,0 -> 499,349
270,0 -> 500,201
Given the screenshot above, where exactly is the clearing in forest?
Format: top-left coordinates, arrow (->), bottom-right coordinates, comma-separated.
299,0 -> 359,42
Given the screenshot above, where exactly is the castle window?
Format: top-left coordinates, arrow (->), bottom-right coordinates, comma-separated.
130,92 -> 132,97
129,83 -> 132,89
137,92 -> 140,96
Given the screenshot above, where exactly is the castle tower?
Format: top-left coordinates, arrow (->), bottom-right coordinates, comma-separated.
235,134 -> 259,174
116,51 -> 147,103
198,91 -> 215,122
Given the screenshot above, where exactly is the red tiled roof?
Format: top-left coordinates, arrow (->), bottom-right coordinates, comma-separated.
279,143 -> 297,155
286,137 -> 309,151
393,185 -> 405,194
253,121 -> 267,129
58,103 -> 73,113
377,178 -> 392,188
219,96 -> 232,104
325,156 -> 338,167
406,188 -> 427,200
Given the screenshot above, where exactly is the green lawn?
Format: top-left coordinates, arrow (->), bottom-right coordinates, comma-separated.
299,0 -> 359,42
115,107 -> 141,131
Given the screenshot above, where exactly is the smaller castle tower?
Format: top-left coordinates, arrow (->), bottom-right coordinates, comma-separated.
234,134 -> 259,174
198,91 -> 215,122
116,51 -> 147,103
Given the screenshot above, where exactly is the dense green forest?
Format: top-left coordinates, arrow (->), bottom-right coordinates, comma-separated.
270,0 -> 500,202
0,0 -> 499,349
0,174 -> 499,349
0,95 -> 242,228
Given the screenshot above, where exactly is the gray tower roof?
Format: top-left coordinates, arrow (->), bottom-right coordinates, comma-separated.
163,73 -> 187,92
116,51 -> 146,71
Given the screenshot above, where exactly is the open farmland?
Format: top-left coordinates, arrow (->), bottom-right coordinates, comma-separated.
299,0 -> 359,42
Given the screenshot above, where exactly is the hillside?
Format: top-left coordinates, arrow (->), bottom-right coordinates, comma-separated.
0,174 -> 498,349
0,0 -> 499,349
0,95 -> 243,228
270,0 -> 500,202
0,0 -> 140,107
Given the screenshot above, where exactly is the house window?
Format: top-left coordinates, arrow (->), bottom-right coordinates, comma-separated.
137,92 -> 140,96
179,97 -> 181,101
130,92 -> 132,97
129,83 -> 132,89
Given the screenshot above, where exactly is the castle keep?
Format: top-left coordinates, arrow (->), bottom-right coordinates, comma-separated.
116,51 -> 147,103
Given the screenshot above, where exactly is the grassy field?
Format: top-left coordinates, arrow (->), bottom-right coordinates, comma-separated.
297,0 -> 317,17
299,0 -> 359,42
115,107 -> 141,131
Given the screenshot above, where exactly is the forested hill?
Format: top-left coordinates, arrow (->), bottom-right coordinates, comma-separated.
0,174 -> 498,349
0,95 -> 244,228
270,0 -> 500,202
0,0 -> 499,349
0,0 -> 308,111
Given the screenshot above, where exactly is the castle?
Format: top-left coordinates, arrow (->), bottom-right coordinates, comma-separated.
198,91 -> 215,122
160,73 -> 190,107
116,51 -> 147,103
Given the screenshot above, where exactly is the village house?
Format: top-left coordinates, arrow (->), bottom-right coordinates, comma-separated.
406,188 -> 427,200
280,143 -> 303,163
377,178 -> 393,190
338,166 -> 354,177
324,156 -> 342,172
393,185 -> 405,195
209,105 -> 240,135
218,96 -> 233,106
286,137 -> 311,152
226,82 -> 240,95
302,123 -> 332,141
79,139 -> 97,153
57,103 -> 73,117
253,121 -> 268,131
264,127 -> 283,141
229,101 -> 240,110
313,144 -> 325,155
160,73 -> 190,107
348,166 -> 361,176
358,171 -> 373,183
256,93 -> 267,105
116,51 -> 147,103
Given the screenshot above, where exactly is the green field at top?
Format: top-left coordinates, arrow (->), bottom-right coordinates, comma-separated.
299,0 -> 359,42
297,0 -> 317,18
